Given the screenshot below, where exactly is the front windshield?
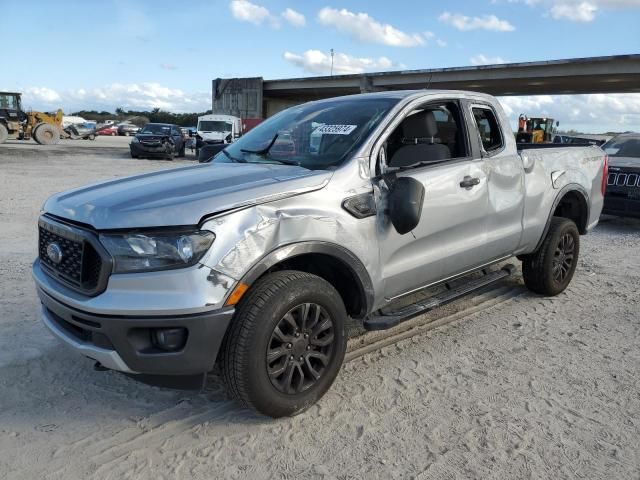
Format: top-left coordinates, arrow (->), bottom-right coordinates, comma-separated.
0,93 -> 18,109
218,97 -> 398,170
199,120 -> 232,132
140,124 -> 171,135
603,136 -> 640,158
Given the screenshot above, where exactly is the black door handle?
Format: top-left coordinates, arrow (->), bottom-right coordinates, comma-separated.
460,176 -> 480,188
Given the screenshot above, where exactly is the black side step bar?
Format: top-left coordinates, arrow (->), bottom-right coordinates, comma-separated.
363,264 -> 516,331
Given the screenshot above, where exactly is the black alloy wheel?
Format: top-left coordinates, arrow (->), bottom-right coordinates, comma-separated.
266,303 -> 335,394
553,232 -> 575,283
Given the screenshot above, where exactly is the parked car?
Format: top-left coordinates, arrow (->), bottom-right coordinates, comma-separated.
602,132 -> 640,218
130,122 -> 186,159
96,125 -> 118,136
67,122 -> 97,140
117,123 -> 140,136
33,90 -> 607,418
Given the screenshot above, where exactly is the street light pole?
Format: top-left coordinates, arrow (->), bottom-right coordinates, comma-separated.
330,48 -> 334,76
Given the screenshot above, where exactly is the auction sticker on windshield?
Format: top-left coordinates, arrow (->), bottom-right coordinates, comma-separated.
314,124 -> 357,135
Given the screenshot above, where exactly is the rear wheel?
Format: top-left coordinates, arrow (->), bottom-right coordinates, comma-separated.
522,217 -> 580,296
221,271 -> 347,418
0,123 -> 8,144
33,124 -> 60,145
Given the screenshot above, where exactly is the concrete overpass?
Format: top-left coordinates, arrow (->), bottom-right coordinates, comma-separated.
211,54 -> 640,119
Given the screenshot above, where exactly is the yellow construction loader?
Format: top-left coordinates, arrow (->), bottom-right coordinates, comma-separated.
516,114 -> 559,144
0,91 -> 98,145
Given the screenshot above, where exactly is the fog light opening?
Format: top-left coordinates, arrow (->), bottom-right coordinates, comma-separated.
151,327 -> 188,352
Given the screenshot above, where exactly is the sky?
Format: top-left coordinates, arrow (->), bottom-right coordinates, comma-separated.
3,0 -> 640,132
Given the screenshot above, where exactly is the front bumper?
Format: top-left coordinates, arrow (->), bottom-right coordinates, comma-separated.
33,258 -> 237,375
38,286 -> 234,375
130,142 -> 173,157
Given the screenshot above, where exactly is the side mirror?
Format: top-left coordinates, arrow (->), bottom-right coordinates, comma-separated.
556,121 -> 560,127
388,177 -> 425,235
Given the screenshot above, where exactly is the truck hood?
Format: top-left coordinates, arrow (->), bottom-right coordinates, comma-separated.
608,157 -> 640,170
44,163 -> 333,229
199,131 -> 227,142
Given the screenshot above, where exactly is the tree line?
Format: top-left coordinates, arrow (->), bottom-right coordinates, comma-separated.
70,107 -> 212,127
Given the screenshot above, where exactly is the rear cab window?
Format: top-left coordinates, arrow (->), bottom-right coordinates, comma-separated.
472,107 -> 504,154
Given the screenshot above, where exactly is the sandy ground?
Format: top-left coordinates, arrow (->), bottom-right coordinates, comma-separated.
0,138 -> 639,479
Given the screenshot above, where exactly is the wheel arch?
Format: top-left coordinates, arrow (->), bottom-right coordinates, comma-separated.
237,242 -> 375,319
535,184 -> 590,251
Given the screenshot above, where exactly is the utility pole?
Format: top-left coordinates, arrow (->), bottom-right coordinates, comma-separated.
330,48 -> 334,76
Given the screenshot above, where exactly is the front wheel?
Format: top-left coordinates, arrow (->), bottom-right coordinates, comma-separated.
220,271 -> 347,418
0,123 -> 8,144
522,217 -> 580,296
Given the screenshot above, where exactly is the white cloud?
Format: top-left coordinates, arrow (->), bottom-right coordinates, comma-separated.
17,83 -> 210,113
317,7 -> 424,47
470,54 -> 507,65
496,0 -> 640,21
550,1 -> 598,21
499,93 -> 640,133
282,8 -> 305,27
283,49 -> 401,75
423,31 -> 448,47
229,0 -> 275,26
439,12 -> 516,31
24,87 -> 61,103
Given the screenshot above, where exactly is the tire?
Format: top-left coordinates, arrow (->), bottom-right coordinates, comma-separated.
0,123 -> 8,144
88,134 -> 96,141
111,132 -> 116,136
33,124 -> 60,145
221,271 -> 347,418
31,123 -> 44,144
522,217 -> 580,296
125,132 -> 130,137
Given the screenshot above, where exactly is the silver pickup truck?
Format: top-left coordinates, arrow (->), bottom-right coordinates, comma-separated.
33,90 -> 607,417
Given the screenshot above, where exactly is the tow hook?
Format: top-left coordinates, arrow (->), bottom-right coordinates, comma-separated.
93,361 -> 109,372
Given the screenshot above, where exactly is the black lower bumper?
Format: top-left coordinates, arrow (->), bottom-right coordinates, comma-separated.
38,288 -> 234,375
602,196 -> 640,218
130,143 -> 173,158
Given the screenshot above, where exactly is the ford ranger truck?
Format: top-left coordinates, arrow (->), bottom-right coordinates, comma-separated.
33,90 -> 608,417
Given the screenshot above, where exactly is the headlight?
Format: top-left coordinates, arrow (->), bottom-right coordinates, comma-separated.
100,231 -> 215,273
131,137 -> 139,144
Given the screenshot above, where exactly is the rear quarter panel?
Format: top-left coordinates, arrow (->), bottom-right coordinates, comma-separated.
518,145 -> 605,253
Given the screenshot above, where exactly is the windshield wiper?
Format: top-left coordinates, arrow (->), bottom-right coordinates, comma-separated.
240,133 -> 302,166
221,149 -> 245,163
241,133 -> 279,155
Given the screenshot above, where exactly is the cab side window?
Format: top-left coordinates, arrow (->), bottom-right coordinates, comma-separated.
472,107 -> 503,153
385,101 -> 468,169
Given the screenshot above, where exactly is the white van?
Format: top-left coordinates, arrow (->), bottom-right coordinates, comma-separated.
196,114 -> 242,144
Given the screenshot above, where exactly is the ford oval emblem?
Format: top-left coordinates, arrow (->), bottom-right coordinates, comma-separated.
46,242 -> 63,264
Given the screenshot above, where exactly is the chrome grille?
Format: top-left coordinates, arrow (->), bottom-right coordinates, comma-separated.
607,172 -> 640,188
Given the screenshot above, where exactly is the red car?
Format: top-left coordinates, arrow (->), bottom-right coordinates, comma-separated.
97,125 -> 118,136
